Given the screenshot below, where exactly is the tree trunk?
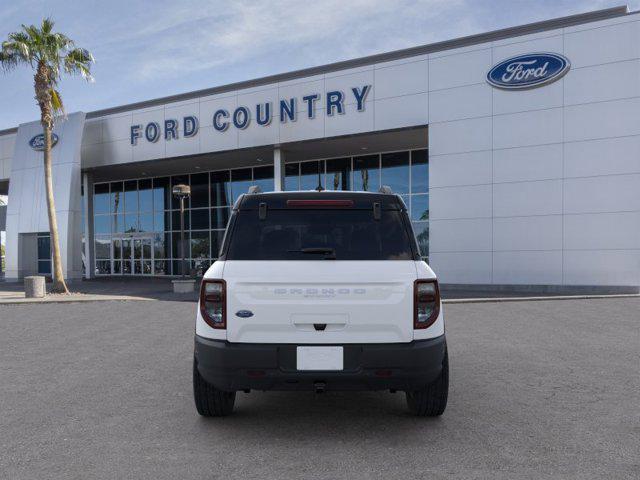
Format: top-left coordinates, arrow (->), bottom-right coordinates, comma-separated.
35,63 -> 68,294
43,124 -> 69,294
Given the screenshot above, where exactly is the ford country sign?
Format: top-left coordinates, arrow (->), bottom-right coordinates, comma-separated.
29,133 -> 59,151
487,53 -> 570,90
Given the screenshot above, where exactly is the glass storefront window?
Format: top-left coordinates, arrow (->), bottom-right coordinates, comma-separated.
190,173 -> 209,208
253,165 -> 274,193
300,161 -> 324,191
230,168 -> 252,203
125,182 -> 139,213
411,194 -> 429,221
94,184 -> 110,214
326,158 -> 351,191
139,214 -> 154,232
190,231 -> 210,258
211,207 -> 230,230
110,182 -> 123,215
153,177 -> 170,212
92,150 -> 427,276
171,210 -> 190,231
94,215 -> 111,235
353,155 -> 379,192
210,171 -> 230,207
284,163 -> 299,191
381,151 -> 409,194
138,179 -> 153,212
411,149 -> 429,194
95,236 -> 110,259
412,222 -> 429,258
190,209 -> 209,230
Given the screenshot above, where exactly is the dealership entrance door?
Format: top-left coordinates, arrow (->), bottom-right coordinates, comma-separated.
112,234 -> 153,275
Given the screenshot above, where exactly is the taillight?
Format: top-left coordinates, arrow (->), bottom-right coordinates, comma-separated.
414,279 -> 440,329
200,279 -> 226,329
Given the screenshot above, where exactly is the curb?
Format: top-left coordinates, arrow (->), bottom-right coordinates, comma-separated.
0,295 -> 153,305
443,294 -> 640,304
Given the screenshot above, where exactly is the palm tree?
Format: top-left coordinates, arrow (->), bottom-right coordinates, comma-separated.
0,18 -> 93,293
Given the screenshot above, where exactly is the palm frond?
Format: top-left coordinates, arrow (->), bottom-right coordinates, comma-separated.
64,47 -> 94,82
50,87 -> 64,114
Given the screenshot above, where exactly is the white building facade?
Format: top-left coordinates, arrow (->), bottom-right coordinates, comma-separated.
0,6 -> 639,292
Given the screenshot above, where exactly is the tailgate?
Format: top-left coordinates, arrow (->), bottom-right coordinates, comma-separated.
223,260 -> 417,344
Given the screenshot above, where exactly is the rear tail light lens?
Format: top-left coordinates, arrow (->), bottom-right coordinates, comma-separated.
200,279 -> 226,329
414,279 -> 440,329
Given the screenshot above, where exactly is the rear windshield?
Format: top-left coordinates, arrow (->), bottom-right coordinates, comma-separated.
225,209 -> 416,260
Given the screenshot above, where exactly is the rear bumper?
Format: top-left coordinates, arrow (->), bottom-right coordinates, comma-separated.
194,335 -> 446,392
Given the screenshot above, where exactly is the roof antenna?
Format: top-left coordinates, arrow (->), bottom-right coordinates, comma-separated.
315,161 -> 324,192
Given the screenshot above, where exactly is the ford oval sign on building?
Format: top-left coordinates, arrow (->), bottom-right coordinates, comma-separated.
29,133 -> 59,151
487,53 -> 570,90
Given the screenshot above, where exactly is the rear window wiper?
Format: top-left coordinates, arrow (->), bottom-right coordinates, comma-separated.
287,247 -> 337,259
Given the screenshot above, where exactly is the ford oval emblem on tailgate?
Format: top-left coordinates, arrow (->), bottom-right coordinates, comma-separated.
236,310 -> 254,318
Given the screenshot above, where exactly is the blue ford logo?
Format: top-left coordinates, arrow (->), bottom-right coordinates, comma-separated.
487,53 -> 570,90
235,310 -> 254,318
29,133 -> 59,151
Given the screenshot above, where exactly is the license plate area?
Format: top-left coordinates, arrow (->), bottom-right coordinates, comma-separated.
296,346 -> 344,371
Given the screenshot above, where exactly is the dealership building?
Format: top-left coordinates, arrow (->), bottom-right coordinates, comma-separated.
0,6 -> 639,292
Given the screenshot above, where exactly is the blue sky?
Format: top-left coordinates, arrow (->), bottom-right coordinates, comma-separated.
0,0 -> 637,130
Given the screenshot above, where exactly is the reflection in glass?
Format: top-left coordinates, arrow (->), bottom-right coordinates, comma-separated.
284,163 -> 299,191
190,209 -> 209,230
154,260 -> 168,275
124,180 -> 138,213
139,214 -> 154,232
211,230 -> 226,258
112,214 -> 124,234
154,233 -> 167,259
326,158 -> 351,191
411,194 -> 429,221
113,261 -> 122,274
95,237 -> 110,259
123,260 -> 132,274
94,184 -> 110,214
253,165 -> 274,192
190,231 -> 210,258
138,179 -> 153,212
153,212 -> 166,232
153,177 -> 170,211
95,260 -> 110,275
112,238 -> 122,259
124,214 -> 138,233
353,155 -> 379,192
210,171 -> 230,207
110,182 -> 123,215
411,149 -> 429,193
190,173 -> 209,208
94,215 -> 110,235
142,240 -> 152,259
381,152 -> 409,194
211,208 -> 230,230
171,210 -> 190,231
412,222 -> 429,257
231,168 -> 252,203
300,161 -> 324,191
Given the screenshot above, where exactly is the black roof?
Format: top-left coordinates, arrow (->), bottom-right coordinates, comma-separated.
236,190 -> 406,210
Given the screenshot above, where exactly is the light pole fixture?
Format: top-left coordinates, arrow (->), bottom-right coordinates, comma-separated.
172,184 -> 191,278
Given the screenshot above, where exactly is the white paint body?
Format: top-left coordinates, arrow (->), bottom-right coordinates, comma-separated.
196,260 -> 444,344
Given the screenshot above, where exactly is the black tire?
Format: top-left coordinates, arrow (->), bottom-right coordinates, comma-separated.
193,359 -> 236,417
405,348 -> 449,417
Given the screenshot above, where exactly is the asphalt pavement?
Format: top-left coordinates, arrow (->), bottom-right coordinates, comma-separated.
1,297 -> 638,479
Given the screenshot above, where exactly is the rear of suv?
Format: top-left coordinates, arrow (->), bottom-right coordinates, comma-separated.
193,189 -> 448,416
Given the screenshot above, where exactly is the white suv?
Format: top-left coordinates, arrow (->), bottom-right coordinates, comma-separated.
193,189 -> 448,416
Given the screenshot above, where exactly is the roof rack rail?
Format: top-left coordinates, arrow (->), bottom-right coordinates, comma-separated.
247,185 -> 262,194
379,185 -> 393,194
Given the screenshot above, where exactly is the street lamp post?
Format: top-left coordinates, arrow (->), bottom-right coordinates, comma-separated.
172,184 -> 191,278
